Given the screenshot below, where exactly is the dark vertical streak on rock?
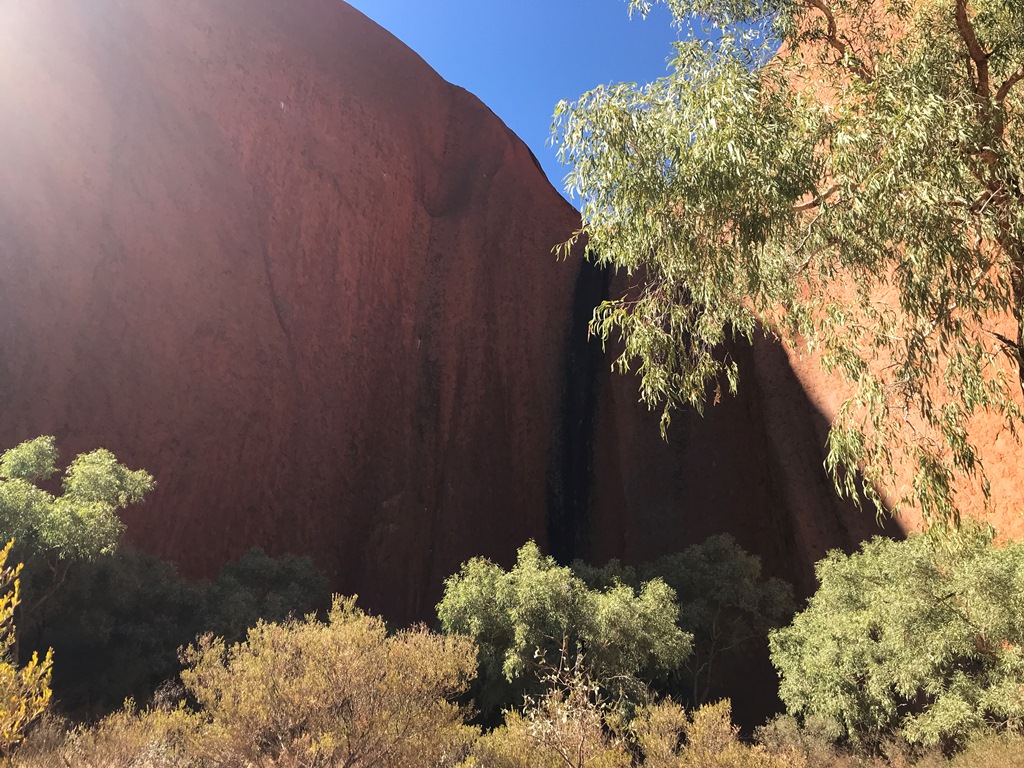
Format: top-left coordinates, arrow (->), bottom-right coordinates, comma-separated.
548,257 -> 609,564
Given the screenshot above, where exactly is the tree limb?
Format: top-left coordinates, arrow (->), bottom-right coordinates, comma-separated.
955,0 -> 991,105
804,0 -> 874,81
794,184 -> 839,212
996,67 -> 1024,105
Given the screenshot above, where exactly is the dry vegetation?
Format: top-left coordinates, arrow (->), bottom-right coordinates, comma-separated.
8,619 -> 1024,768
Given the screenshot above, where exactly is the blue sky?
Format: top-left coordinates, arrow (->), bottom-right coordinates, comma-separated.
345,1 -> 683,199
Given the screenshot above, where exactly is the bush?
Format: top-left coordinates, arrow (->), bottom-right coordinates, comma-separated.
22,546 -> 329,716
39,705 -> 203,768
0,541 -> 52,760
755,714 -> 851,768
464,665 -> 791,768
437,541 -> 691,720
770,525 -> 1024,750
635,699 -> 792,768
575,535 -> 795,705
947,733 -> 1024,767
181,596 -> 478,767
462,658 -> 632,768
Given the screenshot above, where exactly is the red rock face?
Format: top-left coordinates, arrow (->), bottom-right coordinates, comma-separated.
0,0 -> 583,622
0,0 -> 894,625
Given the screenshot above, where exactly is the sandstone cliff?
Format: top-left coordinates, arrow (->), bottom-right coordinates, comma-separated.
0,0 -> 899,623
0,0 -> 586,622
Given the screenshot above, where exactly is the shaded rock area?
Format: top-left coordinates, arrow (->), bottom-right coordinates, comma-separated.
585,315 -> 897,599
0,0 -> 900,626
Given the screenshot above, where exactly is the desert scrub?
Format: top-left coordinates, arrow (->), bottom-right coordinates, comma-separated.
182,596 -> 478,768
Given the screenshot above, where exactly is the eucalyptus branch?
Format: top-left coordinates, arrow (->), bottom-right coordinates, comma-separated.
559,0 -> 1024,523
955,0 -> 991,104
969,187 -> 1003,215
793,184 -> 839,212
987,329 -> 1020,357
804,0 -> 875,81
996,67 -> 1024,104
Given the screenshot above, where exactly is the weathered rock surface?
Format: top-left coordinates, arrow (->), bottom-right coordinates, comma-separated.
0,0 -> 913,625
0,0 -> 584,622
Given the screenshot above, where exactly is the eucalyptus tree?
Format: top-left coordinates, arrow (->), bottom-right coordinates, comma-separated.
769,526 -> 1024,749
0,436 -> 153,618
554,0 -> 1024,521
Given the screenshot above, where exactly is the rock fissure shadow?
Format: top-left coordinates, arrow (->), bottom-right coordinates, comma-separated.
547,258 -> 609,565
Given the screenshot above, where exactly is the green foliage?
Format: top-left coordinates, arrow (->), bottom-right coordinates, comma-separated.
0,437 -> 153,561
437,541 -> 691,720
0,437 -> 331,717
644,536 -> 794,704
22,547 -> 329,716
23,549 -> 198,716
198,547 -> 331,641
180,596 -> 478,768
554,0 -> 1024,521
769,526 -> 1024,750
576,535 -> 794,705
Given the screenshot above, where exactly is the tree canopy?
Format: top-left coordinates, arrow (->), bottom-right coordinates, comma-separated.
0,436 -> 153,562
554,0 -> 1024,521
769,525 -> 1024,749
436,541 -> 691,719
0,436 -> 154,639
573,534 -> 794,705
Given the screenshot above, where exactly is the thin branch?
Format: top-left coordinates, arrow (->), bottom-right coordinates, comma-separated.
969,187 -> 1004,215
793,184 -> 839,212
804,0 -> 874,81
996,67 -> 1024,105
987,329 -> 1020,356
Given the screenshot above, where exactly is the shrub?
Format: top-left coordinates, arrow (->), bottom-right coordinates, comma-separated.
947,732 -> 1024,767
635,699 -> 793,768
181,596 -> 478,768
41,704 -> 203,768
770,525 -> 1024,750
466,677 -> 793,768
0,541 -> 51,760
462,657 -> 632,768
438,541 -> 691,720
